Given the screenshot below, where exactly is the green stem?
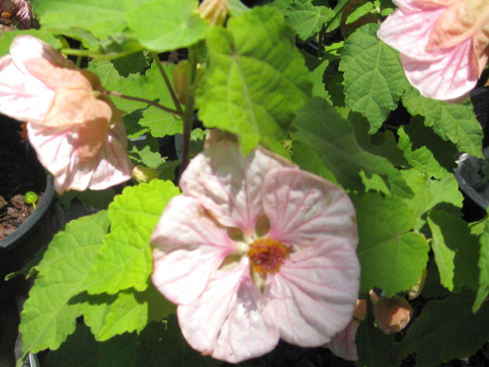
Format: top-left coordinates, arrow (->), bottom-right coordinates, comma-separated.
151,52 -> 184,114
105,91 -> 183,116
180,47 -> 199,175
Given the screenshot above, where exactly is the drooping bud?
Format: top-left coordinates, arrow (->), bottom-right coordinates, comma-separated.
172,60 -> 191,106
132,165 -> 159,183
198,0 -> 227,27
372,294 -> 413,335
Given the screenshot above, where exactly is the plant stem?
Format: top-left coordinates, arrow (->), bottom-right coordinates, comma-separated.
151,52 -> 184,114
323,0 -> 354,33
180,46 -> 198,175
104,91 -> 184,116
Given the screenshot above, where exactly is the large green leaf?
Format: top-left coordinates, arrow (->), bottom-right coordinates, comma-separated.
33,0 -> 146,39
19,212 -> 110,354
125,0 -> 207,52
196,6 -> 312,154
292,97 -> 412,197
393,292 -> 489,367
428,210 -> 480,292
352,193 -> 429,296
402,84 -> 483,157
83,180 -> 180,295
339,23 -> 408,133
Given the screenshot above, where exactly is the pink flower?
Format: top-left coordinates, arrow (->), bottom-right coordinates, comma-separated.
0,36 -> 132,193
377,0 -> 489,101
151,138 -> 360,363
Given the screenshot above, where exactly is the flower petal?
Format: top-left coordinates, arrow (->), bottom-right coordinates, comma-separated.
400,39 -> 477,100
27,119 -> 132,193
263,168 -> 357,248
180,140 -> 295,235
265,236 -> 360,347
377,5 -> 447,62
324,319 -> 359,361
178,260 -> 279,363
152,196 -> 237,305
0,54 -> 53,123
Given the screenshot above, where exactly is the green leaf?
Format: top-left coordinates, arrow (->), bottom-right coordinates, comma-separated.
19,212 -> 110,354
427,210 -> 480,292
292,140 -> 338,184
81,283 -> 175,341
292,97 -> 413,197
125,0 -> 207,52
45,324 -> 100,367
339,23 -> 408,133
398,116 -> 458,179
128,135 -> 167,169
98,317 -> 222,367
33,0 -> 145,39
400,169 -> 463,231
84,180 -> 180,295
284,0 -> 335,41
196,6 -> 312,155
402,84 -> 483,157
474,217 -> 489,312
393,292 -> 489,367
89,60 -> 182,138
352,193 -> 429,296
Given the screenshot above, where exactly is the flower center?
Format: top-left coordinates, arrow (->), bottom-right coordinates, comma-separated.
247,238 -> 291,275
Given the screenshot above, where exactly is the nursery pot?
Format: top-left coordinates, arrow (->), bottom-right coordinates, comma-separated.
0,115 -> 54,277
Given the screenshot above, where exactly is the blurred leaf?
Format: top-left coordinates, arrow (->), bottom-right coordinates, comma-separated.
125,0 -> 207,52
284,0 -> 334,41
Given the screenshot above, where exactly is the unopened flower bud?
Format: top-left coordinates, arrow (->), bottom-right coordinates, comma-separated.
198,0 -> 227,27
172,60 -> 191,106
132,165 -> 159,183
372,295 -> 413,335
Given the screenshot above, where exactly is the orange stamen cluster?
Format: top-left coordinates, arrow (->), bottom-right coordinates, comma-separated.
247,238 -> 291,275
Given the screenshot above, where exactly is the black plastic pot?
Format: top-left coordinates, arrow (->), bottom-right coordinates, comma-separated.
0,116 -> 54,275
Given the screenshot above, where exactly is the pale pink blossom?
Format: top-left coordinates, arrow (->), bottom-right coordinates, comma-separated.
0,36 -> 132,193
151,139 -> 360,363
377,0 -> 489,101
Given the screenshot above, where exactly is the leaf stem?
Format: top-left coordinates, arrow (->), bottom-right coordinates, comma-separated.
151,52 -> 184,114
104,91 -> 184,116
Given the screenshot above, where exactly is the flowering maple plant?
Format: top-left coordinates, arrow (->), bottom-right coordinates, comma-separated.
1,0 -> 489,366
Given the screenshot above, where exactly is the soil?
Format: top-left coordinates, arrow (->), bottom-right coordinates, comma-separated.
0,142 -> 44,240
